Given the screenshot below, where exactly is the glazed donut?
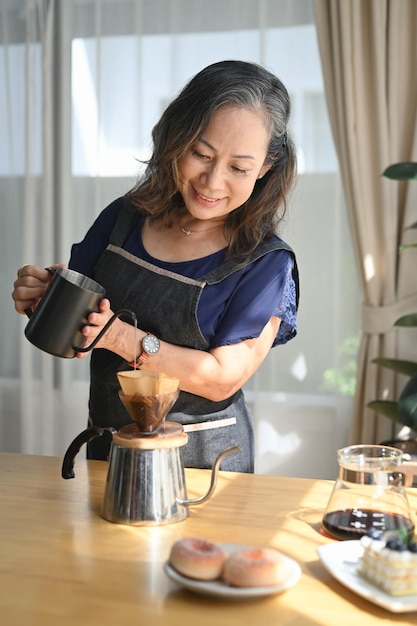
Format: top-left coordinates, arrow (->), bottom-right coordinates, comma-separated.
169,538 -> 227,581
223,547 -> 288,587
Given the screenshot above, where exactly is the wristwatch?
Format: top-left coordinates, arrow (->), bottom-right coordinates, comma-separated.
129,332 -> 160,368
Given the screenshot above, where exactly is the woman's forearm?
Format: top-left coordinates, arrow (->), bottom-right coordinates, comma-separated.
84,311 -> 279,403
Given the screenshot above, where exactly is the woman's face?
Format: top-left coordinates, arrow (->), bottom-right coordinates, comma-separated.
177,106 -> 271,222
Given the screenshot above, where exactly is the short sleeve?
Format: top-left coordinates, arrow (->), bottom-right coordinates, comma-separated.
207,249 -> 298,348
272,259 -> 298,345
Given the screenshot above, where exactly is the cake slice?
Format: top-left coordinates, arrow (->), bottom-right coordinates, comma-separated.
358,533 -> 417,596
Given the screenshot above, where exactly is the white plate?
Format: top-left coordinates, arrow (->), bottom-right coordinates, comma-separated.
164,543 -> 301,599
317,540 -> 417,613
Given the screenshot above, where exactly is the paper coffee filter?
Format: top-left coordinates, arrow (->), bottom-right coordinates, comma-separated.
117,370 -> 180,396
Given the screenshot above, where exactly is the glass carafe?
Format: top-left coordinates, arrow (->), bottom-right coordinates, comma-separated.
322,444 -> 415,541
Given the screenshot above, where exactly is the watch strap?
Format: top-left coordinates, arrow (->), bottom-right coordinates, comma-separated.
129,351 -> 150,369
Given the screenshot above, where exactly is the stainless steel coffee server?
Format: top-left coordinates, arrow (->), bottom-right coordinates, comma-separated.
62,422 -> 240,526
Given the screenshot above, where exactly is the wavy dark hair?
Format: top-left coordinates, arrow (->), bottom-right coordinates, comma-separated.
128,60 -> 297,259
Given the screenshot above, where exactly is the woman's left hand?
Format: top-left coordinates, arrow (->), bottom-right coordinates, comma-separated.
75,298 -> 129,358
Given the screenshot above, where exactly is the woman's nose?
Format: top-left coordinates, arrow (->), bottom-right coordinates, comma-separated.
200,164 -> 225,190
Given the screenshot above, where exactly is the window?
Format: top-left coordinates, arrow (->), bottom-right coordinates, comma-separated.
1,0 -> 360,467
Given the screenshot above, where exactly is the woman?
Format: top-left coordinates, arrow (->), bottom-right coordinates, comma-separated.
12,60 -> 299,472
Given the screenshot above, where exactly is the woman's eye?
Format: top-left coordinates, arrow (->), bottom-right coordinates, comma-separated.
191,150 -> 249,175
232,166 -> 249,175
192,150 -> 209,160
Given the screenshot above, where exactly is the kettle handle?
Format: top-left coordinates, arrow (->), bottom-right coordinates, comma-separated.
61,426 -> 114,479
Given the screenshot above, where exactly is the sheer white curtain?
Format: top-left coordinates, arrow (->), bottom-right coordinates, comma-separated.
0,0 -> 358,477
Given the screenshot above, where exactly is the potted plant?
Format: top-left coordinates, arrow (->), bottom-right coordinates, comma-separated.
367,161 -> 417,457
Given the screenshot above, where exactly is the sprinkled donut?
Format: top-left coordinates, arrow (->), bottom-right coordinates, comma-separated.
169,537 -> 227,581
223,547 -> 288,587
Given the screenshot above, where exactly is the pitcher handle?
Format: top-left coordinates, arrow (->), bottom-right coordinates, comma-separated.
73,308 -> 137,353
25,267 -> 57,318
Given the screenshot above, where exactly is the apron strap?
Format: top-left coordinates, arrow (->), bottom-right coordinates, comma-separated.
182,417 -> 237,432
202,239 -> 300,308
108,196 -> 139,247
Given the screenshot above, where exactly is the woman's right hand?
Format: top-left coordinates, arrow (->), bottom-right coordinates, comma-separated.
12,264 -> 65,315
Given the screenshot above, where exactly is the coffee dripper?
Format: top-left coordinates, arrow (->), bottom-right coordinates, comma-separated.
322,444 -> 416,541
62,370 -> 240,525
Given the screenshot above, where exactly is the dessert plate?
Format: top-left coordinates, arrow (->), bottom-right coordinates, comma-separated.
317,540 -> 417,613
164,542 -> 301,599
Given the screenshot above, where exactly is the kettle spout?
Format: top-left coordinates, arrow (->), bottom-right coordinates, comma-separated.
177,445 -> 241,507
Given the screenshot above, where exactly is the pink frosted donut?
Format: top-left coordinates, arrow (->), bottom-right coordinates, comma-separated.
169,538 -> 227,581
223,547 -> 288,587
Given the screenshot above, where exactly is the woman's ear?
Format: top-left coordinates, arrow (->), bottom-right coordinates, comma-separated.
257,164 -> 272,179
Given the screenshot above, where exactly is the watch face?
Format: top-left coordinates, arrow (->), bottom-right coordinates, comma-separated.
142,333 -> 160,355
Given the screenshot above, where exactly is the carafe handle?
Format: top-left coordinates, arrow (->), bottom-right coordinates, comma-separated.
401,461 -> 417,487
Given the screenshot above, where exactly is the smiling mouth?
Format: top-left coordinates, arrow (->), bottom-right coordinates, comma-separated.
195,190 -> 222,203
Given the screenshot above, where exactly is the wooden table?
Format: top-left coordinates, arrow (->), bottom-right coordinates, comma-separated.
0,452 -> 416,626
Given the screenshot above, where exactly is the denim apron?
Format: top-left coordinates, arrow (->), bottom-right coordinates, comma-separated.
88,197 -> 298,472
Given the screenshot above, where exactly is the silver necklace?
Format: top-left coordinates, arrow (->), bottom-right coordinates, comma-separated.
180,223 -> 223,236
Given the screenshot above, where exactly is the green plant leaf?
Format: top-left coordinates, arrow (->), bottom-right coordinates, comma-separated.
399,243 -> 417,252
394,313 -> 417,328
371,357 -> 417,376
367,400 -> 401,421
383,162 -> 417,180
398,373 -> 417,429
